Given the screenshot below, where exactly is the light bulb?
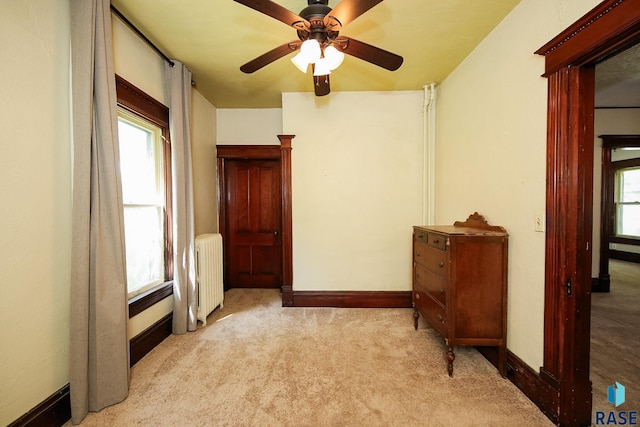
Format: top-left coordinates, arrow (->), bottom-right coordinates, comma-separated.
323,45 -> 344,70
313,58 -> 332,76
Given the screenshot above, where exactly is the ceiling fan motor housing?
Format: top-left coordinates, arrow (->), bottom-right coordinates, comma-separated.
298,0 -> 337,44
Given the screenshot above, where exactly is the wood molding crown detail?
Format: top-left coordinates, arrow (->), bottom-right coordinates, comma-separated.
115,75 -> 168,127
536,0 -> 623,56
536,0 -> 640,76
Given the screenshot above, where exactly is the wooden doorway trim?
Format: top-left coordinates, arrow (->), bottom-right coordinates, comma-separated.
217,135 -> 295,306
535,1 -> 640,425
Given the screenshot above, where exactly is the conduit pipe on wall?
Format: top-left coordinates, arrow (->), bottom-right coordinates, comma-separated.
423,83 -> 437,225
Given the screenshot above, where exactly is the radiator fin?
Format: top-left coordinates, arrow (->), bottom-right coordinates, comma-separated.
195,233 -> 224,326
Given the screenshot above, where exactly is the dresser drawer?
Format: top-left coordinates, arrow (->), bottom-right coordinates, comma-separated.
415,263 -> 447,305
415,230 -> 447,251
414,287 -> 447,336
414,243 -> 449,277
427,233 -> 447,251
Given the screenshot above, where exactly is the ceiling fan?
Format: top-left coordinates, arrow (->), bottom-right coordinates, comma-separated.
234,0 -> 403,96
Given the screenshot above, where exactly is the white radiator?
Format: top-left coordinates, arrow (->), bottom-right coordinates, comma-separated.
195,233 -> 224,325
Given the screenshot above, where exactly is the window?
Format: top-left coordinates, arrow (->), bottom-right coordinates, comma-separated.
118,110 -> 166,296
615,167 -> 640,238
115,75 -> 172,299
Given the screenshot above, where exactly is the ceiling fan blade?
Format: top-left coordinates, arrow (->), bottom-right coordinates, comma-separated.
335,36 -> 403,71
240,41 -> 301,73
234,0 -> 310,31
312,72 -> 330,96
324,0 -> 383,31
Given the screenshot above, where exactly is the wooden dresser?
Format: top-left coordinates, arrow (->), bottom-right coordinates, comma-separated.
412,213 -> 508,377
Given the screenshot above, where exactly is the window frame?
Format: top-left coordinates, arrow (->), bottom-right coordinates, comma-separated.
614,166 -> 640,239
115,75 -> 173,315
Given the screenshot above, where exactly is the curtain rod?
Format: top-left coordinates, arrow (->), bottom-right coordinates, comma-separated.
110,5 -> 175,67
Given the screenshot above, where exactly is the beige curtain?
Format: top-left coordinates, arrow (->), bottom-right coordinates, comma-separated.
165,61 -> 198,334
69,0 -> 129,424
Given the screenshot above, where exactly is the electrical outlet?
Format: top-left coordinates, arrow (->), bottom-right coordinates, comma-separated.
535,213 -> 545,232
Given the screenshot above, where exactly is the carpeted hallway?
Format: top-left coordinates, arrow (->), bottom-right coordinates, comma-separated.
71,289 -> 553,426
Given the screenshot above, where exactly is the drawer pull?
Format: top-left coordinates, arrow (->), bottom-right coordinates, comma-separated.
437,261 -> 444,268
416,273 -> 421,279
415,293 -> 420,300
437,313 -> 444,323
433,239 -> 440,244
439,288 -> 444,295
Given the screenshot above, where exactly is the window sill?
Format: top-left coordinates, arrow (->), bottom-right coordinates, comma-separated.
128,281 -> 173,318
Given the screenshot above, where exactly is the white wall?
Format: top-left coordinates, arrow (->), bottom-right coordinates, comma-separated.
192,90 -> 219,235
217,108 -> 283,145
0,0 -> 71,424
592,109 -> 640,274
283,91 -> 424,291
435,0 -> 601,370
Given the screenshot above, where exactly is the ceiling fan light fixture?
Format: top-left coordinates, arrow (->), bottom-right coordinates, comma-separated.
313,57 -> 332,76
291,53 -> 310,73
300,39 -> 321,62
323,45 -> 344,70
291,39 -> 322,73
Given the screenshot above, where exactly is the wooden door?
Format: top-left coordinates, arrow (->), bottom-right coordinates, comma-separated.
226,159 -> 282,288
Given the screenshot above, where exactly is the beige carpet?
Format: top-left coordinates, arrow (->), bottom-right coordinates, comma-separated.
591,259 -> 640,416
72,289 -> 553,426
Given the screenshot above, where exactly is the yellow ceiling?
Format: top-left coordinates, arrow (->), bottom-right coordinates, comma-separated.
111,0 -> 521,108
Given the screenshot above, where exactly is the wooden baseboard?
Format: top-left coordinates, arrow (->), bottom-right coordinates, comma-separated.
10,313 -> 173,427
505,350 -> 559,425
610,250 -> 640,264
130,313 -> 173,366
592,276 -> 610,293
291,290 -> 413,308
7,384 -> 70,427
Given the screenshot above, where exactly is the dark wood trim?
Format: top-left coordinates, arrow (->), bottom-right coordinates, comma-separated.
611,236 -> 640,245
505,352 -> 559,425
115,74 -> 169,127
610,249 -> 640,263
600,134 -> 640,147
216,144 -> 282,159
599,135 -> 640,285
535,0 -> 640,76
217,140 -> 295,305
7,384 -> 71,427
592,276 -> 611,293
537,1 -> 640,424
291,291 -> 412,308
130,313 -> 173,366
278,136 -> 295,307
600,141 -> 615,286
129,282 -> 174,318
9,312 -> 174,426
115,74 -> 173,285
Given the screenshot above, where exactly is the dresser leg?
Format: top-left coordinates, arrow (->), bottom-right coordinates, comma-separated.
447,347 -> 455,377
413,308 -> 419,330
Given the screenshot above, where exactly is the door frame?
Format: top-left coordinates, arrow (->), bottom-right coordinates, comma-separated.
598,134 -> 640,291
535,1 -> 640,424
217,136 -> 294,305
